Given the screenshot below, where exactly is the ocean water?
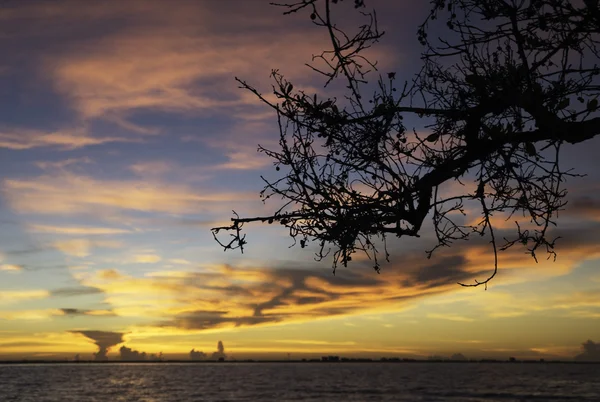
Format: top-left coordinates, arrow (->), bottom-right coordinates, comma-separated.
0,362 -> 598,401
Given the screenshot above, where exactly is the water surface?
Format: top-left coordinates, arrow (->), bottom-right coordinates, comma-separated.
1,362 -> 598,401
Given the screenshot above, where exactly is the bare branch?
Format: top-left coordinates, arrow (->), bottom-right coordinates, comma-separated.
213,0 -> 600,286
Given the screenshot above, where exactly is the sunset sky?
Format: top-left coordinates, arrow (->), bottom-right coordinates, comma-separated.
0,0 -> 599,362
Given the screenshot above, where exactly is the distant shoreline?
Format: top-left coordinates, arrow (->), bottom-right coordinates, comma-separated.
1,359 -> 598,365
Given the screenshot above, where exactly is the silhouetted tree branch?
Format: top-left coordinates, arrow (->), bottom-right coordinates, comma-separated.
213,0 -> 600,288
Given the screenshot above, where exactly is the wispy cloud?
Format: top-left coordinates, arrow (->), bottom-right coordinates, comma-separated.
60,308 -> 114,316
29,224 -> 131,235
426,313 -> 475,322
53,239 -> 122,258
50,286 -> 104,297
73,255 -> 479,332
169,259 -> 191,265
132,254 -> 161,264
0,128 -> 131,150
35,157 -> 93,171
0,264 -> 23,273
0,290 -> 50,305
0,309 -> 64,320
564,196 -> 600,222
3,173 -> 252,216
47,26 -> 328,126
36,0 -> 396,138
129,161 -> 172,177
273,340 -> 357,346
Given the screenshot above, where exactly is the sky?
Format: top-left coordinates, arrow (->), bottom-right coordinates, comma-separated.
0,0 -> 599,362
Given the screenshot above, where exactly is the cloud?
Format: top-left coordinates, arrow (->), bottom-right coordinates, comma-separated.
426,313 -> 475,322
71,330 -> 124,361
1,245 -> 48,258
96,269 -> 124,281
0,309 -> 64,320
183,119 -> 282,172
205,140 -> 272,171
61,308 -> 88,315
31,0 -> 397,142
0,290 -> 50,305
29,224 -> 131,235
70,215 -> 600,333
129,161 -> 172,177
574,340 -> 600,362
75,252 -> 477,332
444,221 -> 600,285
133,254 -> 161,264
3,173 -> 251,216
47,24 -> 329,124
413,255 -> 472,287
0,264 -> 23,272
54,239 -> 91,257
274,340 -> 356,346
53,239 -> 121,258
60,308 -> 114,316
214,148 -> 272,171
35,157 -> 93,171
564,196 -> 600,221
3,205 -> 597,334
169,259 -> 191,265
0,128 -> 130,150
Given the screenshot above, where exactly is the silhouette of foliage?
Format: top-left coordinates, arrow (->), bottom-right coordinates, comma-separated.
213,0 -> 600,288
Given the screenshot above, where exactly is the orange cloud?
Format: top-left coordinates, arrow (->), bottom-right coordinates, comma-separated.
53,239 -> 122,258
35,157 -> 93,170
0,309 -> 65,320
0,290 -> 50,305
129,161 -> 173,177
3,173 -> 253,216
0,264 -> 23,272
0,128 -> 131,150
37,0 -> 397,135
169,259 -> 191,265
132,254 -> 162,264
0,331 -> 97,354
564,196 -> 600,222
29,224 -> 131,235
48,29 -> 329,123
426,313 -> 475,322
97,269 -> 124,281
73,256 -> 471,333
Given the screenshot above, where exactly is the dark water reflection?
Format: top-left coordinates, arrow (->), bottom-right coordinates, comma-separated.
1,362 -> 598,401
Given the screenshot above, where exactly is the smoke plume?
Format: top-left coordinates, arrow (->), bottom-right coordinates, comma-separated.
211,340 -> 226,360
72,330 -> 124,361
575,340 -> 600,362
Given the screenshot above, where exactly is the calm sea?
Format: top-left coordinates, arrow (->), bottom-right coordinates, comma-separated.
0,362 -> 598,401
